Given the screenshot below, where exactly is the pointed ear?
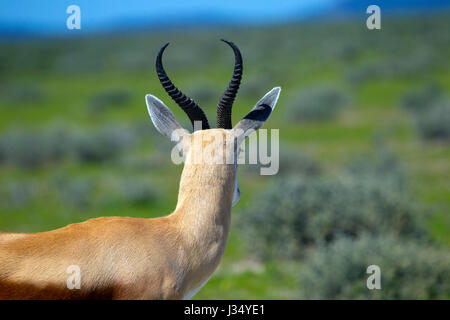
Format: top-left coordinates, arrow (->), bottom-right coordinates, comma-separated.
232,87 -> 280,142
145,94 -> 189,141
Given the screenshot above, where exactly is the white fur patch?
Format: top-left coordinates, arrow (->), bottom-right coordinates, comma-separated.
183,276 -> 212,300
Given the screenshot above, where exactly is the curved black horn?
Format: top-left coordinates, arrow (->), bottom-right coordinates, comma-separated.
217,39 -> 243,129
156,43 -> 210,130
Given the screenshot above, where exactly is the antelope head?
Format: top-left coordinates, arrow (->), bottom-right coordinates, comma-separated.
145,39 -> 281,207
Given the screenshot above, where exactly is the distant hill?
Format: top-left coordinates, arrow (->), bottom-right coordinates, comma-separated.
331,0 -> 450,15
0,0 -> 449,37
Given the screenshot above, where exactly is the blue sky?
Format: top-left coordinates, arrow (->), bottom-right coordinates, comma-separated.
0,0 -> 335,34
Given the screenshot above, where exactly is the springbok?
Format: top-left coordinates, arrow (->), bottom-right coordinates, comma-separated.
0,39 -> 280,299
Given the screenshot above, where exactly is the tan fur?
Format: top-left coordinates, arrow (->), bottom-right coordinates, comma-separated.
0,129 -> 236,300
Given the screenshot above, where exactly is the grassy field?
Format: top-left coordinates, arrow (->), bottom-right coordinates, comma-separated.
0,13 -> 449,299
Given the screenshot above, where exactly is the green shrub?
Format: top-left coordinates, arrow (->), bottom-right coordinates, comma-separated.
52,174 -> 158,210
243,146 -> 320,177
239,76 -> 272,100
286,85 -> 349,121
0,125 -> 137,168
415,100 -> 450,142
299,235 -> 450,299
400,84 -> 443,114
0,127 -> 69,168
98,178 -> 159,208
399,84 -> 450,142
119,180 -> 159,206
71,126 -> 136,163
89,88 -> 131,112
52,50 -> 105,75
239,156 -> 425,259
347,51 -> 437,84
0,181 -> 37,209
55,177 -> 95,209
0,85 -> 46,104
185,83 -> 217,105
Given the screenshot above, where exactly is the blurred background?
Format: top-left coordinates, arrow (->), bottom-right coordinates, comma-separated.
0,0 -> 449,299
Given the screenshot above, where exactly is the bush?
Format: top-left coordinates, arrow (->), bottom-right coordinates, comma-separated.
0,125 -> 137,168
299,235 -> 450,299
239,76 -> 272,100
97,177 -> 160,208
0,129 -> 45,167
55,177 -> 95,209
52,174 -> 159,210
0,181 -> 37,209
119,180 -> 159,206
185,83 -> 217,105
72,126 -> 136,163
239,155 -> 426,259
347,51 -> 437,85
415,100 -> 450,142
0,84 -> 46,104
400,84 -> 443,114
399,85 -> 450,142
52,50 -> 105,75
243,145 -> 320,177
0,127 -> 69,168
286,85 -> 349,121
89,88 -> 131,112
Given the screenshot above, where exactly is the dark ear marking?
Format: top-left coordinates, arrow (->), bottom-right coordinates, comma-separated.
243,104 -> 272,122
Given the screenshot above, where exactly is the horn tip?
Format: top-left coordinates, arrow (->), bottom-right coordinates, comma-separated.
159,42 -> 170,52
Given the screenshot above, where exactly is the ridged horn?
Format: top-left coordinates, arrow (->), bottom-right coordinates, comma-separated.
216,39 -> 243,129
156,43 -> 210,130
